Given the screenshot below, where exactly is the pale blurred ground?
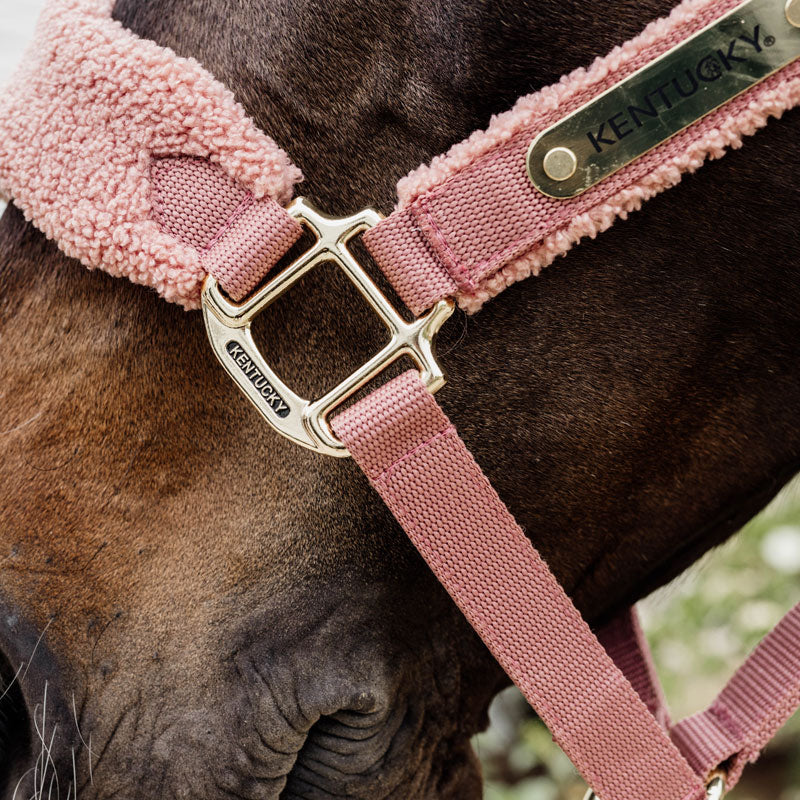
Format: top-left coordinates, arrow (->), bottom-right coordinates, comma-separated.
0,0 -> 46,214
1,3 -> 798,799
0,2 -> 42,78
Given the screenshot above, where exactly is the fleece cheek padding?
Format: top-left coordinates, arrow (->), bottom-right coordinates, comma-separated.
0,0 -> 302,308
368,0 -> 800,315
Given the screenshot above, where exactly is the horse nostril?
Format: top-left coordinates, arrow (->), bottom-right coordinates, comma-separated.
0,649 -> 31,795
280,699 -> 413,799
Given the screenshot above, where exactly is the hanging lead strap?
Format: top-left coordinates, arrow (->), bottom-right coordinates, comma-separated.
671,603 -> 800,783
331,371 -> 708,800
334,373 -> 800,800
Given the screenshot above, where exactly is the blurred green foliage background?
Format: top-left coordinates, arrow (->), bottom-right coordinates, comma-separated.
477,480 -> 800,800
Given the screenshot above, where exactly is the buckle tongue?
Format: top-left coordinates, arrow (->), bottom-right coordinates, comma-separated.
202,198 -> 454,457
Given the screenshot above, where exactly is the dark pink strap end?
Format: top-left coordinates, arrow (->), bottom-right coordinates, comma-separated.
151,156 -> 302,300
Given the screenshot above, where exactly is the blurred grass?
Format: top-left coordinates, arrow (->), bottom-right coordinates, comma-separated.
477,477 -> 800,800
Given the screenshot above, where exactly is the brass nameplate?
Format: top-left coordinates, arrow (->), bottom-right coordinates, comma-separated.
527,0 -> 800,199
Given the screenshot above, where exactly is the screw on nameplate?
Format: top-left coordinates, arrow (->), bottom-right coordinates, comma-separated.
543,147 -> 578,181
788,0 -> 800,27
527,0 -> 800,198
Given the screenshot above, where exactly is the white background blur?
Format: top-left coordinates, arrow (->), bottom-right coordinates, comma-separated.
0,0 -> 46,213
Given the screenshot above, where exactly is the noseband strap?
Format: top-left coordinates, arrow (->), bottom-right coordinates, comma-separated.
2,1 -> 800,798
0,0 -> 303,308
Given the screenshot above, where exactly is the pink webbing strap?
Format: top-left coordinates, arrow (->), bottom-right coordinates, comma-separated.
332,371 -> 706,800
600,603 -> 800,791
670,603 -> 800,785
599,608 -> 672,731
363,0 -> 800,316
149,157 -> 302,301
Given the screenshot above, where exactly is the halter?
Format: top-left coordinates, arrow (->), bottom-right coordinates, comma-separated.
2,1 -> 800,797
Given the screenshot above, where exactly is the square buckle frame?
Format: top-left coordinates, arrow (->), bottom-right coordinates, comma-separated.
201,198 -> 454,457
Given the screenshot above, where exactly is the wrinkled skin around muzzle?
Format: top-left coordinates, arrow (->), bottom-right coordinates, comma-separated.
2,574 -> 496,799
0,473 -> 499,800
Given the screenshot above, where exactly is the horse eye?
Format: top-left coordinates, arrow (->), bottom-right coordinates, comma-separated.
0,649 -> 30,794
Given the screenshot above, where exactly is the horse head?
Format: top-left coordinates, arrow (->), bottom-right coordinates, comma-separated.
1,0 -> 799,797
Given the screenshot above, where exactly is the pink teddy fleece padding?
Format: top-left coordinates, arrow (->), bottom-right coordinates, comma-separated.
0,0 -> 302,308
364,0 -> 800,314
2,0 -> 797,314
397,0 -> 745,203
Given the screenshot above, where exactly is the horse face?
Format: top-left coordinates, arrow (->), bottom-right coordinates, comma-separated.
0,221 -> 503,798
5,0 -> 800,796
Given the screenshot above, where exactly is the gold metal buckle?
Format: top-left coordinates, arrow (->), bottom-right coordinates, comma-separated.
582,774 -> 725,800
201,198 -> 454,457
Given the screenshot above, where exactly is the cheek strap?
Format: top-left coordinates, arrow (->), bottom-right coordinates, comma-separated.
363,0 -> 800,315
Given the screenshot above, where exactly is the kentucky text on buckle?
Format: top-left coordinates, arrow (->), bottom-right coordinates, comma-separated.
527,0 -> 800,198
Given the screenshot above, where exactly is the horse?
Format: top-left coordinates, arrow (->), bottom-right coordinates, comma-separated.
1,0 -> 799,797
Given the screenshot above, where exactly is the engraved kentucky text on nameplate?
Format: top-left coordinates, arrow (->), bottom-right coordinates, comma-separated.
527,0 -> 800,198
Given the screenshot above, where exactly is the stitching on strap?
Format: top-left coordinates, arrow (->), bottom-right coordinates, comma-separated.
204,193 -> 254,253
709,701 -> 745,744
372,425 -> 456,484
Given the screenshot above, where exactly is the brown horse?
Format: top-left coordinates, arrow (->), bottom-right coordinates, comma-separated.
1,0 -> 799,797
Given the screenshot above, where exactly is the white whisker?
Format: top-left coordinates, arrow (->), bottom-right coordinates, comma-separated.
0,662 -> 24,705
20,616 -> 54,686
12,766 -> 35,800
71,746 -> 77,800
42,723 -> 59,800
71,693 -> 93,785
0,411 -> 43,437
27,682 -> 62,800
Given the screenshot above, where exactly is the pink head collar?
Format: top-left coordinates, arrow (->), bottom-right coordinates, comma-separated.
4,0 -> 799,313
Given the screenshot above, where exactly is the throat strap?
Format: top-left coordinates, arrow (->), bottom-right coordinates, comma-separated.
599,608 -> 673,731
335,373 -> 800,799
603,603 -> 800,789
671,603 -> 800,783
